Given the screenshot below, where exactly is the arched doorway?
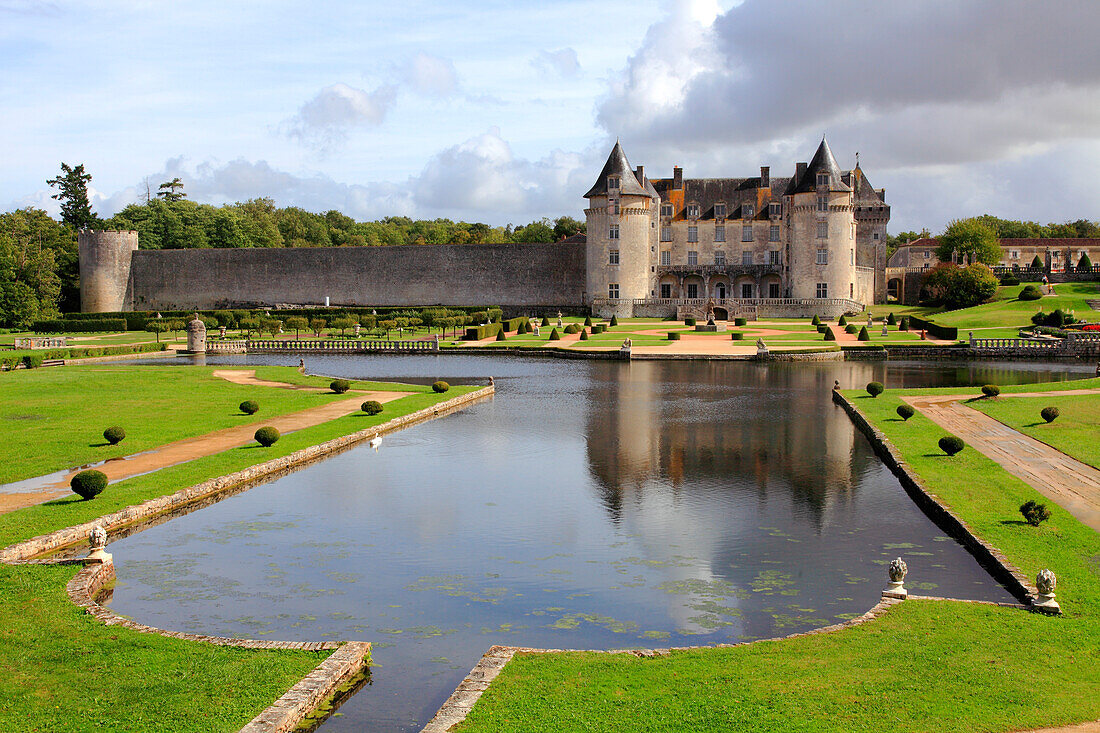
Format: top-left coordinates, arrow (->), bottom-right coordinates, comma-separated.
887,278 -> 901,301
712,307 -> 729,321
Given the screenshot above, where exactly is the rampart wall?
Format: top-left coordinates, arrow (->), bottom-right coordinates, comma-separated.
103,242 -> 586,312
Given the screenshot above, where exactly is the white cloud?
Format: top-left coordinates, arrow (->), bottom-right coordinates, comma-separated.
283,82 -> 397,151
532,48 -> 581,79
402,52 -> 459,96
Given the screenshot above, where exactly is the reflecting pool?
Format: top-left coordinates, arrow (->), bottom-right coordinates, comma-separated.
107,356 -> 1089,731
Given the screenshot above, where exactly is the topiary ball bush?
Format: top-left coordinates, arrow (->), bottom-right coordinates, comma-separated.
866,381 -> 884,398
1019,285 -> 1043,301
102,426 -> 126,445
563,324 -> 580,334
1020,499 -> 1052,527
845,324 -> 859,334
938,435 -> 965,456
731,331 -> 744,340
239,400 -> 259,415
668,332 -> 681,340
857,326 -> 870,341
432,380 -> 450,393
330,379 -> 351,394
734,317 -> 747,327
71,469 -> 108,500
1041,406 -> 1060,423
610,315 -> 619,327
549,328 -> 561,341
361,400 -> 383,415
980,384 -> 1001,398
896,405 -> 915,421
254,426 -> 280,447
685,317 -> 696,326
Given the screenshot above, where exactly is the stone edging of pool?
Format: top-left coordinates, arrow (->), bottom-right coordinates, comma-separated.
64,558 -> 370,733
831,389 -> 1042,603
0,385 -> 494,563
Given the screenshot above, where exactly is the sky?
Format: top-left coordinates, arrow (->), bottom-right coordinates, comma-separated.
3,0 -> 1100,234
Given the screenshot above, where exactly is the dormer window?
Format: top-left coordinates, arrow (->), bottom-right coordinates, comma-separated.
714,203 -> 726,219
608,176 -> 619,190
769,202 -> 782,218
660,203 -> 673,217
687,203 -> 700,219
816,173 -> 829,187
743,204 -> 754,219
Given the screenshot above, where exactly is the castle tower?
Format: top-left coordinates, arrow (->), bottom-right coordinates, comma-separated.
851,162 -> 891,304
78,230 -> 139,312
584,142 -> 658,316
784,138 -> 857,301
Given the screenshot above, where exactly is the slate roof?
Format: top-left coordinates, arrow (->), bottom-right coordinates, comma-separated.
786,137 -> 851,195
650,177 -> 792,221
584,142 -> 651,198
845,165 -> 887,207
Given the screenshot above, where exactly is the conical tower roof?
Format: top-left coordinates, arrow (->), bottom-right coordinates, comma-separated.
584,141 -> 649,198
787,137 -> 851,195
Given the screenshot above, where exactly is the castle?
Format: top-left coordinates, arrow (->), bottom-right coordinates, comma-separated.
78,138 -> 888,318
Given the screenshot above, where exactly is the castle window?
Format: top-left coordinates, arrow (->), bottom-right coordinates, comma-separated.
1010,251 -> 1019,258
660,250 -> 671,266
850,249 -> 854,265
816,173 -> 829,187
769,202 -> 782,218
608,283 -> 619,299
686,283 -> 699,298
743,204 -> 754,219
924,250 -> 930,259
816,195 -> 828,212
714,250 -> 726,265
609,249 -> 619,265
688,226 -> 698,242
768,250 -> 781,265
608,176 -> 619,190
714,203 -> 726,219
687,250 -> 698,265
742,250 -> 753,265
687,203 -> 700,219
660,226 -> 672,242
741,283 -> 753,298
769,225 -> 780,242
661,203 -> 673,217
611,202 -> 620,215
817,221 -> 828,239
872,231 -> 880,240
660,283 -> 672,298
769,282 -> 781,298
816,282 -> 828,298
742,225 -> 753,242
609,225 -> 619,239
715,226 -> 726,242
816,248 -> 828,265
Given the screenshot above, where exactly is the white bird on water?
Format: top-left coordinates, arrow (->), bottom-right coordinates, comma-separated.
369,436 -> 382,451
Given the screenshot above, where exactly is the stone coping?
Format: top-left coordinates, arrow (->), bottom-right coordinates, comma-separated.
66,560 -> 370,733
0,385 -> 494,563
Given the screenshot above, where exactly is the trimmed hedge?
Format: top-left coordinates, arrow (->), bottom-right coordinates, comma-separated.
684,317 -> 696,326
464,323 -> 504,340
254,426 -> 280,447
102,426 -> 126,445
33,319 -> 128,333
823,329 -> 836,341
504,316 -> 527,332
432,380 -> 450,393
239,400 -> 259,415
980,384 -> 1001,398
361,400 -> 383,415
330,379 -> 351,394
907,315 -> 958,340
609,315 -> 618,326
668,332 -> 681,340
857,326 -> 870,341
730,332 -> 744,340
71,469 -> 108,500
734,317 -> 747,327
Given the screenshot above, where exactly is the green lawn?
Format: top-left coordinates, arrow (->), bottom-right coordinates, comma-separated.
456,383 -> 1100,733
0,370 -> 477,732
930,283 -> 1099,330
0,365 -> 425,484
972,393 -> 1100,469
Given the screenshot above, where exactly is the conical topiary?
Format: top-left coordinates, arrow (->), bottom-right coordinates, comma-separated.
496,329 -> 506,341
610,315 -> 618,327
887,313 -> 896,325
811,315 -> 821,326
584,315 -> 592,327
580,329 -> 589,341
549,328 -> 560,340
838,315 -> 848,326
823,329 -> 836,341
858,326 -> 870,341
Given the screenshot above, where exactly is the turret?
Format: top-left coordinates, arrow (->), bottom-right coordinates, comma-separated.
78,230 -> 139,312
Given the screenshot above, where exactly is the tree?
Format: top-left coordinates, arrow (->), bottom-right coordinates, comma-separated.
157,178 -> 187,202
285,316 -> 309,339
553,216 -> 585,240
309,317 -> 326,336
1030,254 -> 1044,269
944,263 -> 998,309
46,163 -> 97,229
512,219 -> 555,243
145,320 -> 169,342
1078,252 -> 1093,271
919,262 -> 958,305
936,219 -> 1002,265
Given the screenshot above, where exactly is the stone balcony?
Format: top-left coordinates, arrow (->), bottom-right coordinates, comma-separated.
657,263 -> 783,279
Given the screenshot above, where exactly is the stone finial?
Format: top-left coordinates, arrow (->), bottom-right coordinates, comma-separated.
884,557 -> 907,598
833,379 -> 840,391
86,524 -> 113,564
1033,568 -> 1060,612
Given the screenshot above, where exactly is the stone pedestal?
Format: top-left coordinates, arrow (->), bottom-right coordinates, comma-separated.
883,557 -> 907,599
186,316 -> 207,354
86,525 -> 113,565
1033,568 -> 1061,614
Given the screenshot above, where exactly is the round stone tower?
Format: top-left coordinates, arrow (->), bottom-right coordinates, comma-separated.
186,315 -> 207,353
78,230 -> 139,312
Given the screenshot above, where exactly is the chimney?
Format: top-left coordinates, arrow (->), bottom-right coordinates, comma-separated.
795,162 -> 807,186
635,165 -> 644,183
760,166 -> 770,189
878,188 -> 886,202
673,166 -> 683,190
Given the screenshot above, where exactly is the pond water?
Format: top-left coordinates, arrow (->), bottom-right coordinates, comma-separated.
107,355 -> 1089,731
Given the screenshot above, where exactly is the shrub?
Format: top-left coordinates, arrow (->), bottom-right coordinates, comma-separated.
254,426 -> 280,447
102,426 -> 125,445
811,315 -> 821,326
980,384 -> 1001,398
432,380 -> 450,393
1000,274 -> 1020,286
579,329 -> 589,341
563,324 -> 581,334
731,331 -> 744,340
541,316 -> 550,327
71,469 -> 108,500
1020,499 -> 1052,527
938,435 -> 965,456
944,263 -> 999,308
896,405 -> 915,421
610,315 -> 618,326
361,400 -> 383,415
1079,252 -> 1093,271
330,379 -> 351,394
584,316 -> 593,327
1019,285 -> 1043,301
886,313 -> 896,326
900,316 -> 910,331
668,332 -> 681,340
549,328 -> 560,340
496,329 -> 507,341
817,325 -> 828,334
845,324 -> 858,334
866,382 -> 884,398
857,326 -> 870,341
1031,254 -> 1044,269
239,400 -> 259,415
823,329 -> 836,341
1041,406 -> 1060,423
685,317 -> 696,326
838,315 -> 848,326
734,317 -> 747,327
22,354 -> 44,369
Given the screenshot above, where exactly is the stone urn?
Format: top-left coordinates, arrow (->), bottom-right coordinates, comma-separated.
86,524 -> 112,564
1033,568 -> 1060,612
884,557 -> 908,598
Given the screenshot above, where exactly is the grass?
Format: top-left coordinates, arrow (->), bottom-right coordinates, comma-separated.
926,283 -> 1099,330
0,365 -> 421,484
0,372 -> 477,732
972,393 -> 1100,469
455,382 -> 1100,733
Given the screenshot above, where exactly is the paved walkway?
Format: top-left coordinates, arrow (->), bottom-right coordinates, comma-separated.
0,370 -> 411,515
903,390 -> 1100,532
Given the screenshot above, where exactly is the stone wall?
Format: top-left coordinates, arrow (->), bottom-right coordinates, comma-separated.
119,242 -> 586,312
